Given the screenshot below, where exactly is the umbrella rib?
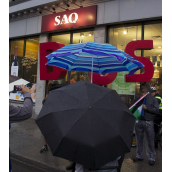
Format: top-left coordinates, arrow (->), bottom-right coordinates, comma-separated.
54,108 -> 91,155
91,108 -> 117,131
90,91 -> 112,108
92,108 -> 131,150
91,106 -> 131,115
56,89 -> 80,102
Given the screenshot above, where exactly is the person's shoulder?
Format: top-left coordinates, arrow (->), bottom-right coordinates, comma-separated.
147,94 -> 156,99
155,93 -> 161,98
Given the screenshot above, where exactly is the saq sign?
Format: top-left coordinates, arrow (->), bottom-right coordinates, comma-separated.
55,13 -> 78,26
39,40 -> 154,84
41,6 -> 97,32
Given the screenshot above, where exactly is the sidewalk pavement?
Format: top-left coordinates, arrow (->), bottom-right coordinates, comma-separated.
9,118 -> 162,172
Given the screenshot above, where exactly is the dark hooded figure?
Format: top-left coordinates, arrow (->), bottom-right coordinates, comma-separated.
133,82 -> 159,166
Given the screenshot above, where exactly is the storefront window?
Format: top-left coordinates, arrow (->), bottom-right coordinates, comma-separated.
144,23 -> 162,96
10,40 -> 24,78
70,31 -> 94,83
23,38 -> 39,87
48,31 -> 94,91
51,34 -> 70,46
108,25 -> 142,104
10,37 -> 39,102
73,31 -> 94,43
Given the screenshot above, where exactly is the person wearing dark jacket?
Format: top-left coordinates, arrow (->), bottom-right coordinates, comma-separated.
133,83 -> 159,166
150,87 -> 162,148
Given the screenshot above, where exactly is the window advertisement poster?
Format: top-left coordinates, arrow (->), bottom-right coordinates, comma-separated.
9,84 -> 36,103
111,72 -> 135,95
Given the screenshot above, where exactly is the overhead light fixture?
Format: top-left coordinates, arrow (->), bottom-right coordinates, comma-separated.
23,11 -> 27,14
66,1 -> 70,7
18,12 -> 22,16
12,14 -> 16,18
80,33 -> 84,37
69,0 -> 81,7
30,9 -> 35,13
52,6 -> 55,11
123,30 -> 127,34
158,46 -> 161,48
37,8 -> 42,14
52,5 -> 57,12
89,31 -> 93,36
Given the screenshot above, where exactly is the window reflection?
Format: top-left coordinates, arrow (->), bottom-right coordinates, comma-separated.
10,40 -> 24,78
23,38 -> 39,87
73,31 -> 94,43
108,25 -> 142,103
51,34 -> 70,46
10,38 -> 39,102
144,23 -> 162,96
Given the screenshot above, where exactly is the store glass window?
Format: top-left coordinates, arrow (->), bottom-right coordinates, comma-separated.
73,31 -> 94,43
49,33 -> 71,87
144,23 -> 162,96
48,31 -> 94,92
108,25 -> 142,104
23,38 -> 39,87
70,31 -> 94,83
10,40 -> 24,78
51,34 -> 70,46
10,37 -> 39,102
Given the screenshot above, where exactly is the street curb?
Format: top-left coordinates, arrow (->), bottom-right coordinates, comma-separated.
10,152 -> 67,172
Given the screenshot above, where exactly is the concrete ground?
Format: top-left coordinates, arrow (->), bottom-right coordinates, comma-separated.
9,119 -> 162,172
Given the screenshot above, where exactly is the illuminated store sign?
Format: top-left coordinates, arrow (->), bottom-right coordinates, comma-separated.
54,13 -> 78,26
41,5 -> 97,32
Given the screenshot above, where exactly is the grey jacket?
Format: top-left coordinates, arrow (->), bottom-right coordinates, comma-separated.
9,92 -> 33,123
75,158 -> 119,172
140,83 -> 159,121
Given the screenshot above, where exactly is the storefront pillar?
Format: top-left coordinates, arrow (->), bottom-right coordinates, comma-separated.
35,34 -> 48,117
94,26 -> 106,43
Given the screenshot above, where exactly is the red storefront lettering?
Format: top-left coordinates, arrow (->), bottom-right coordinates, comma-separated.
40,42 -> 67,80
91,40 -> 154,85
40,40 -> 154,83
125,40 -> 154,82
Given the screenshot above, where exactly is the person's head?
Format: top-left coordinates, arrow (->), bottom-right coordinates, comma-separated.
140,83 -> 148,94
52,80 -> 59,88
80,75 -> 85,81
71,74 -> 77,81
150,87 -> 157,96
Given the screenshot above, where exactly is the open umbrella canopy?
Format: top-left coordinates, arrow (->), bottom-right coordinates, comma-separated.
35,81 -> 135,169
46,42 -> 143,76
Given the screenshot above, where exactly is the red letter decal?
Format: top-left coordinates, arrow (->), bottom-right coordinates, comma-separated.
125,40 -> 154,82
40,42 -> 67,80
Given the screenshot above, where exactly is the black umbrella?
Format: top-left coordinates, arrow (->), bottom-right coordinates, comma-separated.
35,81 -> 135,170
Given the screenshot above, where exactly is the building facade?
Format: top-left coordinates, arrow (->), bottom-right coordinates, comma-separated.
9,0 -> 162,118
